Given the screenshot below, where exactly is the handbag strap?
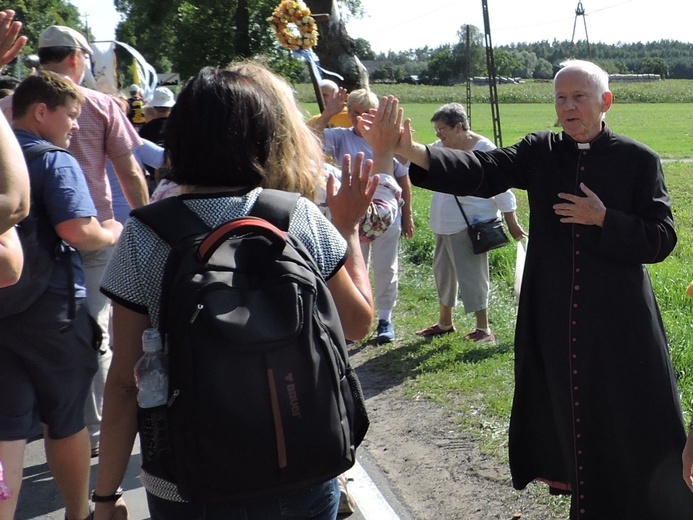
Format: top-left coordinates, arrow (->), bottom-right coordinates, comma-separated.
453,196 -> 472,227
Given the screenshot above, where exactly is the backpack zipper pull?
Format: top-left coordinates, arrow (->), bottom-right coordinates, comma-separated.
190,303 -> 203,323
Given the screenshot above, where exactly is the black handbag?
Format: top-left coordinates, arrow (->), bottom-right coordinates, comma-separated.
454,197 -> 510,254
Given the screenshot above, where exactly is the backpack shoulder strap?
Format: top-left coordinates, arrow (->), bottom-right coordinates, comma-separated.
135,190 -> 300,242
16,141 -> 76,323
251,189 -> 300,232
132,197 -> 210,246
132,198 -> 212,335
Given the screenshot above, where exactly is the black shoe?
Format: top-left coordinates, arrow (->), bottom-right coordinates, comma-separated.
376,319 -> 395,344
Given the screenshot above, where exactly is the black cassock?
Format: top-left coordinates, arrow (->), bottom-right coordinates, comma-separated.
409,127 -> 693,519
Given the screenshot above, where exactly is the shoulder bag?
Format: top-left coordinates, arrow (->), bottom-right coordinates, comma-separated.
454,196 -> 510,254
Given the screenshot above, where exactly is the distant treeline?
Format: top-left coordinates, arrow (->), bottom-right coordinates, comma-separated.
354,32 -> 693,84
502,39 -> 693,78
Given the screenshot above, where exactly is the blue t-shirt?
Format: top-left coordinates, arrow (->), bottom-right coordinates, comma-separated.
323,127 -> 409,178
16,130 -> 97,297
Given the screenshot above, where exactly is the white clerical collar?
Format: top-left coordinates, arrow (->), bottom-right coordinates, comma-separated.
577,142 -> 591,150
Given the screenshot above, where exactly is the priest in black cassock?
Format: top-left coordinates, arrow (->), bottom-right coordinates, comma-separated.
359,60 -> 693,520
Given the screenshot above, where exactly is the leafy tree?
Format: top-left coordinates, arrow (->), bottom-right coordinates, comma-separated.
534,58 -> 553,79
115,0 -> 303,81
421,45 -> 457,85
112,0 -> 369,89
172,0 -> 274,77
1,0 -> 82,76
640,56 -> 668,78
114,0 -> 178,74
492,49 -> 522,77
353,37 -> 375,60
455,24 -> 485,78
507,49 -> 538,78
669,60 -> 693,79
595,59 -> 629,75
278,29 -> 693,81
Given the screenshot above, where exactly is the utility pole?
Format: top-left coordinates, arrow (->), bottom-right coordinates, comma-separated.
83,13 -> 90,40
465,25 -> 472,129
481,0 -> 502,147
571,1 -> 591,59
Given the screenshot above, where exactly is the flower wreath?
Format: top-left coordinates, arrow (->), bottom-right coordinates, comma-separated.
270,0 -> 318,51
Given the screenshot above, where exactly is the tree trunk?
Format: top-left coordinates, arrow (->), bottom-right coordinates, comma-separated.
305,0 -> 369,91
235,0 -> 251,58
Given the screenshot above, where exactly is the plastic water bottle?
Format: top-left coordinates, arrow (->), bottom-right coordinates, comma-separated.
0,459 -> 10,500
134,328 -> 168,408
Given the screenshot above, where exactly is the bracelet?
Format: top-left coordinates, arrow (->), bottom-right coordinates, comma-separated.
91,488 -> 123,502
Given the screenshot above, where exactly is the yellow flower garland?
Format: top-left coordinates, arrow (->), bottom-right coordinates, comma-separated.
270,0 -> 318,51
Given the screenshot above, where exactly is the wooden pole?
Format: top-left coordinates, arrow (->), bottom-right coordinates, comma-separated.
308,13 -> 329,112
307,58 -> 325,112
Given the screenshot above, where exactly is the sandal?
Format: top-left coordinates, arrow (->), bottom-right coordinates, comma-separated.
415,324 -> 456,337
337,473 -> 356,514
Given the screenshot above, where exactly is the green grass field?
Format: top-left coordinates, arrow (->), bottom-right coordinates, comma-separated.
297,78 -> 693,105
300,93 -> 693,468
302,101 -> 693,159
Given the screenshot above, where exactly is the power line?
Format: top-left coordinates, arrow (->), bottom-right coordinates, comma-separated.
494,0 -> 636,39
347,1 -> 460,47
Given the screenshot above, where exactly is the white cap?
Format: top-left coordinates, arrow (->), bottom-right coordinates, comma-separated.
142,328 -> 163,353
39,25 -> 93,55
150,87 -> 176,108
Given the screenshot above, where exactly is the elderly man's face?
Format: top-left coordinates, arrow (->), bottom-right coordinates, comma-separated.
554,68 -> 612,143
320,86 -> 335,101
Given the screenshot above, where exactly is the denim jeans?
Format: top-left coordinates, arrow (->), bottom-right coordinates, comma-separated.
146,478 -> 340,520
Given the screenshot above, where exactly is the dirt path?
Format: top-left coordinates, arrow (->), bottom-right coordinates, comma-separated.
350,343 -> 568,520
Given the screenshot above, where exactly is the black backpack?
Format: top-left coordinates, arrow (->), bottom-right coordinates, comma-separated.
0,143 -> 70,318
131,189 -> 369,503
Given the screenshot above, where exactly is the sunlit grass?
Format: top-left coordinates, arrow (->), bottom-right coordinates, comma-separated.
301,97 -> 693,159
296,79 -> 693,105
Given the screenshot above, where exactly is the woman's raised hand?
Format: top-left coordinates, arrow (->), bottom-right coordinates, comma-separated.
326,152 -> 379,235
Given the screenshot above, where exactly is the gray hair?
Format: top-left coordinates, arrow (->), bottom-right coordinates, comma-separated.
318,79 -> 339,95
431,102 -> 469,131
555,59 -> 610,96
